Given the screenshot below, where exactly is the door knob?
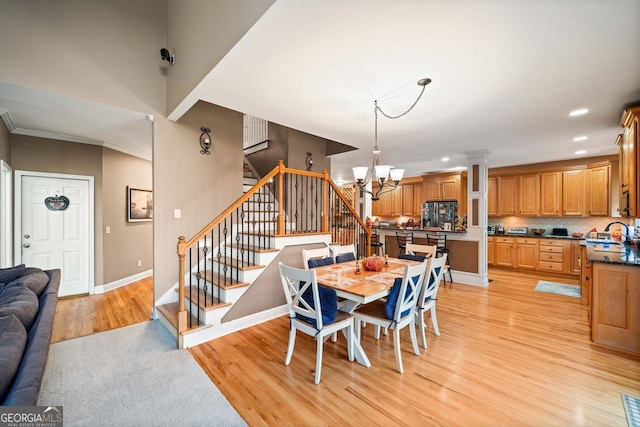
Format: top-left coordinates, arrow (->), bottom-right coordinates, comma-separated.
23,243 -> 30,248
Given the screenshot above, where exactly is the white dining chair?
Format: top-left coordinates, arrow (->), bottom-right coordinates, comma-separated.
416,253 -> 448,349
405,243 -> 437,258
353,260 -> 428,373
278,263 -> 355,384
302,246 -> 332,270
330,243 -> 356,263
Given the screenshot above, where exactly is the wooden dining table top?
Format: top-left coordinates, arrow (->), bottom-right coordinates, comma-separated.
313,257 -> 423,299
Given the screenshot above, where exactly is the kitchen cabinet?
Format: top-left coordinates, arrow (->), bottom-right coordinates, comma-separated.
487,236 -> 495,265
540,172 -> 562,216
591,262 -> 640,354
569,241 -> 581,275
580,246 -> 592,320
413,183 -> 423,217
618,106 -> 639,218
497,176 -> 518,215
538,239 -> 565,272
588,165 -> 610,216
518,174 -> 540,216
372,182 -> 421,217
562,170 -> 588,216
515,237 -> 538,269
423,173 -> 461,201
495,236 -> 515,267
402,184 -> 414,216
487,177 -> 497,216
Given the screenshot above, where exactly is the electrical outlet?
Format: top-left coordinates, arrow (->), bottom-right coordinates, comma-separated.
137,260 -> 142,268
105,226 -> 111,234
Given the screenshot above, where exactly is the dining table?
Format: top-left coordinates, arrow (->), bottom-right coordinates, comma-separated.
312,257 -> 424,367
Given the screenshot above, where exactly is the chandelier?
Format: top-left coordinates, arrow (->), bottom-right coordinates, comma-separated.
353,78 -> 431,201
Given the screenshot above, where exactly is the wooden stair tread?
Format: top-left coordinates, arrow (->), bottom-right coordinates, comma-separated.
157,302 -> 207,333
176,286 -> 232,310
198,270 -> 252,289
226,243 -> 279,253
207,258 -> 265,270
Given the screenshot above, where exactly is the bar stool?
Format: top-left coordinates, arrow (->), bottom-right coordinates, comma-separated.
370,229 -> 384,256
395,231 -> 413,254
426,233 -> 453,284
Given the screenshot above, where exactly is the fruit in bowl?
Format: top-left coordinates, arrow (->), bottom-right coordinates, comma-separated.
531,228 -> 545,236
572,232 -> 584,238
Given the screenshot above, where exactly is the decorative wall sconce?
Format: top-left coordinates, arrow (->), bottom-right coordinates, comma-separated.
306,152 -> 313,171
200,127 -> 211,155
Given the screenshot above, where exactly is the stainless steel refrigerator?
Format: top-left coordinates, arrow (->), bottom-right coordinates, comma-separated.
422,201 -> 458,229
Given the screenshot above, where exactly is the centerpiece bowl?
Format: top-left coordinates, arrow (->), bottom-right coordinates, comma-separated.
531,228 -> 545,236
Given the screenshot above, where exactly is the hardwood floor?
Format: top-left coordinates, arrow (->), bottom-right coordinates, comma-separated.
51,276 -> 153,343
189,269 -> 640,426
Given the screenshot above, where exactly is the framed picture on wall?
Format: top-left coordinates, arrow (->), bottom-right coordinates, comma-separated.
127,186 -> 153,222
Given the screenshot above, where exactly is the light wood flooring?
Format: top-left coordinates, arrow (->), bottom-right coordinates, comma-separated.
50,270 -> 640,425
189,269 -> 640,426
50,275 -> 153,343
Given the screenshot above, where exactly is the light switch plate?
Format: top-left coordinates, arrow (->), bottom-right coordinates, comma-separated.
174,209 -> 181,219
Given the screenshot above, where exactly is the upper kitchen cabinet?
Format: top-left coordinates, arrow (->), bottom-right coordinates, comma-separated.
372,178 -> 423,217
423,173 -> 461,201
540,171 -> 562,216
562,170 -> 588,216
587,163 -> 610,216
618,106 -> 639,217
487,177 -> 497,216
518,174 -> 540,216
496,175 -> 518,215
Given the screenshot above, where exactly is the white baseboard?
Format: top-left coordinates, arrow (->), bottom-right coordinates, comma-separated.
94,269 -> 153,294
449,270 -> 489,287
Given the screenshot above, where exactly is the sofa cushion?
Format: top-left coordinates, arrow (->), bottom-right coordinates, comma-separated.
8,269 -> 49,297
0,283 -> 39,330
0,265 -> 27,285
0,314 -> 28,403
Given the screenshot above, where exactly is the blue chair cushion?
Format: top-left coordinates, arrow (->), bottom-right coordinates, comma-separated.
297,284 -> 338,328
385,276 -> 419,320
398,254 -> 426,262
335,253 -> 356,263
307,257 -> 334,269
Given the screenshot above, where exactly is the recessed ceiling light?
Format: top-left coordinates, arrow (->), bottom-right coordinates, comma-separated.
575,150 -> 586,155
569,108 -> 589,117
441,157 -> 450,162
573,136 -> 588,142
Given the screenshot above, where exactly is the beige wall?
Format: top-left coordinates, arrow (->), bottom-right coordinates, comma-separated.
0,119 -> 9,162
102,149 -> 152,283
153,102 -> 244,301
0,0 -> 167,116
166,0 -> 275,114
10,136 -> 105,285
287,129 -> 331,174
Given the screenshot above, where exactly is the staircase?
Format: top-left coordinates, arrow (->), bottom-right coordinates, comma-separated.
156,161 -> 369,348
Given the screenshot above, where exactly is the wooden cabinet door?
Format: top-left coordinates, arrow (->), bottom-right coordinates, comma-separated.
540,172 -> 562,216
516,242 -> 538,269
495,238 -> 515,267
440,177 -> 458,200
391,187 -> 403,216
518,174 -> 540,216
402,185 -> 414,216
488,177 -> 497,216
497,176 -> 518,215
562,170 -> 586,216
487,237 -> 495,265
569,241 -> 581,275
424,180 -> 440,200
413,183 -> 423,216
379,189 -> 393,215
588,166 -> 609,216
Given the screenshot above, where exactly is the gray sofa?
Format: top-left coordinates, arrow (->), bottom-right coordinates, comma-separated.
0,266 -> 61,406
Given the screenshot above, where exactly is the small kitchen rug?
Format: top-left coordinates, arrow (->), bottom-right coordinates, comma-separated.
534,281 -> 580,298
622,393 -> 640,427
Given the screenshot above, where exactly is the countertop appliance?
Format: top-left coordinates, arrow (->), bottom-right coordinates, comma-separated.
488,225 -> 497,235
422,201 -> 458,230
551,227 -> 569,237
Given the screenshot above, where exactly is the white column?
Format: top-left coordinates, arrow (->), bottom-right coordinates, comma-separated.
465,150 -> 490,286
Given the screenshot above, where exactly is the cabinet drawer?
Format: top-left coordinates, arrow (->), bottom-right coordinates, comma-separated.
538,261 -> 564,272
539,252 -> 563,262
540,239 -> 565,247
539,245 -> 564,254
516,238 -> 538,245
495,237 -> 515,243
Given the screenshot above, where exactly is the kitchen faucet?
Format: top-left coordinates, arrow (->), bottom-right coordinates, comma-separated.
604,221 -> 631,244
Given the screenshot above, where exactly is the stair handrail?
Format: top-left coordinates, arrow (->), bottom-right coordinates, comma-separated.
176,160 -> 371,334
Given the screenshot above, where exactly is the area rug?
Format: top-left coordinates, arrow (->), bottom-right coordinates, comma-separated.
534,281 -> 581,298
623,393 -> 640,427
38,320 -> 246,427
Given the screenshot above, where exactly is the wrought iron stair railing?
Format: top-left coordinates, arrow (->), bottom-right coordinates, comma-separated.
175,160 -> 374,335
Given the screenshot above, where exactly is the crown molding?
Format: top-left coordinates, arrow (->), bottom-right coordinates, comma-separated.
0,109 -> 16,132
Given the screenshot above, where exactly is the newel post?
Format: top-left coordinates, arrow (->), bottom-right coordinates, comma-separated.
176,236 -> 187,334
322,169 -> 329,232
277,160 -> 285,235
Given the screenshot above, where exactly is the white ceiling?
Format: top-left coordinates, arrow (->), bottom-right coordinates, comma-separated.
1,1 -> 639,180
185,0 -> 640,181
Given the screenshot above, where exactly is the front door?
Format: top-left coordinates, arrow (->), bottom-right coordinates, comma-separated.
19,173 -> 93,297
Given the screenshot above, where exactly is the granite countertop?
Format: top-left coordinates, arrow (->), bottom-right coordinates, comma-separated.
373,227 -> 467,234
583,241 -> 640,267
489,233 -> 584,240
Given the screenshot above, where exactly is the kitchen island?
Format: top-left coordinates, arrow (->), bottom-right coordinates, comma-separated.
582,241 -> 640,355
